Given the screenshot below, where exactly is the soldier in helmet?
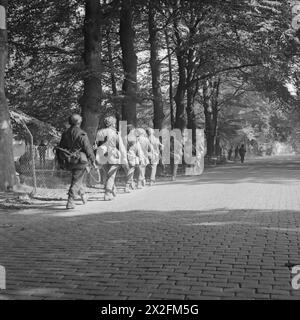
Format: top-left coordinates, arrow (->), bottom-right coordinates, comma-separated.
147,127 -> 163,186
95,115 -> 127,200
136,128 -> 151,188
123,124 -> 140,192
59,114 -> 96,209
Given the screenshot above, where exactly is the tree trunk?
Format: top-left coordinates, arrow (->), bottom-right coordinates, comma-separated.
80,0 -> 103,143
186,47 -> 197,130
211,77 -> 220,155
106,25 -> 121,127
165,28 -> 174,129
186,84 -> 198,148
174,51 -> 187,131
186,87 -> 196,130
0,0 -> 17,191
215,135 -> 221,157
106,27 -> 117,97
174,23 -> 187,131
120,0 -> 137,126
203,78 -> 220,157
203,81 -> 214,157
148,1 -> 164,129
203,110 -> 214,157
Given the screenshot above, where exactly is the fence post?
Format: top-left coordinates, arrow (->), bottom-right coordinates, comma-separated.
21,120 -> 37,195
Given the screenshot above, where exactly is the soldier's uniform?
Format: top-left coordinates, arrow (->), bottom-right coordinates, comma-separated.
125,128 -> 140,190
239,145 -> 246,163
137,129 -> 151,187
95,126 -> 122,200
59,125 -> 95,208
147,128 -> 162,185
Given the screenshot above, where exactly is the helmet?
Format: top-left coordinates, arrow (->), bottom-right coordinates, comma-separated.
136,128 -> 146,137
104,116 -> 116,127
68,114 -> 82,126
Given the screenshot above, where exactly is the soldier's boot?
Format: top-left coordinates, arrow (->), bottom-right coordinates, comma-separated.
149,180 -> 155,186
130,182 -> 136,190
79,192 -> 88,205
137,181 -> 143,189
112,186 -> 117,197
66,197 -> 75,209
104,191 -> 113,201
125,184 -> 131,193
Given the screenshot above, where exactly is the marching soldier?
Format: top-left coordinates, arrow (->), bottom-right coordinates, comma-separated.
59,114 -> 96,209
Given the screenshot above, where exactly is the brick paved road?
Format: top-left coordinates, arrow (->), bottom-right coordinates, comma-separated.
1,155 -> 300,300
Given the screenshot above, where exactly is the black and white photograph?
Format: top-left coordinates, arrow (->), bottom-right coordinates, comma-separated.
1,0 -> 300,311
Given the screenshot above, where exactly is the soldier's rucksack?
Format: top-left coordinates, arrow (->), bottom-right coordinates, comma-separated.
54,146 -> 87,170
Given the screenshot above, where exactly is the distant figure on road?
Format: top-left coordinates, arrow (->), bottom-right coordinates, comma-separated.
234,145 -> 239,160
228,146 -> 233,161
239,144 -> 246,163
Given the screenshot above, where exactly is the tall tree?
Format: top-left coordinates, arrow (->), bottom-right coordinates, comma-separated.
148,0 -> 164,129
120,0 -> 137,125
203,78 -> 221,157
165,27 -> 174,129
80,0 -> 103,143
173,18 -> 187,131
0,0 -> 17,191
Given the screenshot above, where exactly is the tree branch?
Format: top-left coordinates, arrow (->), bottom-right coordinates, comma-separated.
189,63 -> 262,87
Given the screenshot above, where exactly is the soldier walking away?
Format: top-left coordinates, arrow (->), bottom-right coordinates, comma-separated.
147,128 -> 163,186
123,125 -> 139,192
59,114 -> 96,209
239,144 -> 246,163
227,145 -> 233,161
95,116 -> 127,201
136,128 -> 151,188
234,145 -> 239,160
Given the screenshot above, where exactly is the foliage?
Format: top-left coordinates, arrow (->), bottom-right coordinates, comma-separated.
5,0 -> 300,154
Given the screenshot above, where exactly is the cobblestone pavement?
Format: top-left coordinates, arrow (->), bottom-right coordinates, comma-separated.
1,155 -> 300,300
